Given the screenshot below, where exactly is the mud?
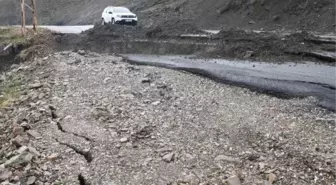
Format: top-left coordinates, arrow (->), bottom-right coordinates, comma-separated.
122,54 -> 336,111
84,19 -> 205,39
59,24 -> 336,64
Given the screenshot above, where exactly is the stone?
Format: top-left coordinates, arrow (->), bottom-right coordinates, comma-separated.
267,173 -> 277,183
78,50 -> 86,55
27,176 -> 36,185
263,181 -> 272,185
4,153 -> 32,167
47,153 -> 59,161
12,126 -> 24,137
12,135 -> 29,148
272,15 -> 280,21
27,130 -> 42,140
143,157 -> 153,166
141,78 -> 151,83
29,83 -> 43,89
243,51 -> 254,59
24,153 -> 34,162
28,146 -> 40,156
120,137 -> 128,143
227,175 -> 241,185
249,20 -> 256,24
72,59 -> 82,64
151,101 -> 161,106
162,152 -> 175,163
48,105 -> 56,111
20,122 -> 31,130
214,155 -> 241,163
183,173 -> 200,184
17,146 -> 28,154
258,162 -> 266,171
0,169 -> 12,181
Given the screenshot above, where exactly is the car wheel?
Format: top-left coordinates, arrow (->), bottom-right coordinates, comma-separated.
102,18 -> 106,25
111,18 -> 115,25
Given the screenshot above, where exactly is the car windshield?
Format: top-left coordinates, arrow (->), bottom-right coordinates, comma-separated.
113,7 -> 131,13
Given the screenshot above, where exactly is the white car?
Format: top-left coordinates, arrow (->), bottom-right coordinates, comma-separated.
101,6 -> 138,26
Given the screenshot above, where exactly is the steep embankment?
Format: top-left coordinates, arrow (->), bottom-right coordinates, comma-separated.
0,0 -> 335,33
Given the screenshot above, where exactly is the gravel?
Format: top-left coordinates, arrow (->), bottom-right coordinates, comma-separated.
0,50 -> 335,185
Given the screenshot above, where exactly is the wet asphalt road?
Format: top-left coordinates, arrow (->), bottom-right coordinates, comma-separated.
122,54 -> 336,111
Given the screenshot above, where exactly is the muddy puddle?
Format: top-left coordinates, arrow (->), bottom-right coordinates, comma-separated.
121,54 -> 336,111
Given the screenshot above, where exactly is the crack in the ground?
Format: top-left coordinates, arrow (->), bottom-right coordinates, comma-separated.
51,106 -> 94,142
78,174 -> 91,185
56,121 -> 93,142
55,138 -> 94,163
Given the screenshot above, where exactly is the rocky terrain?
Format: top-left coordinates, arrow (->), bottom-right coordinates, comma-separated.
0,50 -> 335,185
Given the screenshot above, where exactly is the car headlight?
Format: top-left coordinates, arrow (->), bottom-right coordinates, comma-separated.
117,15 -> 121,18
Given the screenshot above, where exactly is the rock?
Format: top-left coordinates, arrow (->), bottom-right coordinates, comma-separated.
17,146 -> 28,154
141,78 -> 151,83
72,59 -> 82,64
227,175 -> 241,185
214,155 -> 241,163
28,146 -> 40,156
263,181 -> 272,185
258,162 -> 266,171
27,130 -> 42,140
27,176 -> 36,185
20,122 -> 31,130
47,153 -> 59,161
0,169 -> 12,181
12,126 -> 24,137
24,153 -> 34,162
162,152 -> 175,163
119,137 -> 128,143
249,20 -> 256,24
243,51 -> 254,59
267,173 -> 277,184
48,105 -> 56,111
29,83 -> 43,89
103,78 -> 112,84
4,153 -> 32,167
12,135 -> 29,148
78,50 -> 86,55
151,101 -> 161,106
143,157 -> 153,166
272,15 -> 280,21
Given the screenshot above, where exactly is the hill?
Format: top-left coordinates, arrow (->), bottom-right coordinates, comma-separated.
0,0 -> 335,33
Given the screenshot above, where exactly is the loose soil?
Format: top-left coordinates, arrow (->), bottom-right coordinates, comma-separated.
0,50 -> 335,185
59,24 -> 336,63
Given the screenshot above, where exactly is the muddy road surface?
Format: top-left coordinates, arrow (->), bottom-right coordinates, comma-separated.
122,54 -> 336,111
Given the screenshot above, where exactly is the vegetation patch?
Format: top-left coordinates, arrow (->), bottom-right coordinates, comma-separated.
0,74 -> 22,107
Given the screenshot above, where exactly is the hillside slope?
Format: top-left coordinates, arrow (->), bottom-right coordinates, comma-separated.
0,0 -> 335,33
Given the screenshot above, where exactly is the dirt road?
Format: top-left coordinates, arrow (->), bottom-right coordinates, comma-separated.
1,50 -> 335,185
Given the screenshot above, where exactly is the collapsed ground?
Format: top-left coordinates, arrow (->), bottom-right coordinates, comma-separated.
57,23 -> 336,63
0,50 -> 335,185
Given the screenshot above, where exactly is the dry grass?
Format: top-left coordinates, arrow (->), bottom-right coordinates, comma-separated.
0,27 -> 46,45
0,75 -> 22,108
